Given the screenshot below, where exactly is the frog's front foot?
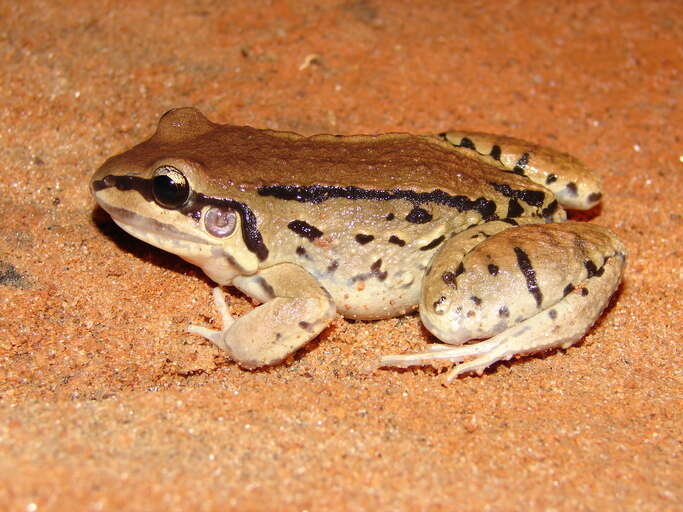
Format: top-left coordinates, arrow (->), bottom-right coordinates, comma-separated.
189,263 -> 336,369
381,222 -> 626,382
188,287 -> 236,351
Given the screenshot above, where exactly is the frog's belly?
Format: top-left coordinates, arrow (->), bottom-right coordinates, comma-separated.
318,272 -> 422,320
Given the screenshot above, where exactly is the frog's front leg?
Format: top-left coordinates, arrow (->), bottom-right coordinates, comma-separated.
189,263 -> 336,369
381,222 -> 626,382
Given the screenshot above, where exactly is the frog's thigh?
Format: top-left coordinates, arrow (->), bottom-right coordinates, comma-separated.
191,263 -> 336,369
383,222 -> 626,380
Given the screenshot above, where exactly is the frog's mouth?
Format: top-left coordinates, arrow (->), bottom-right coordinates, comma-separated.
95,199 -> 210,248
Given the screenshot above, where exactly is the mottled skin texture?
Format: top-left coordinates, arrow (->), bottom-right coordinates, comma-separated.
91,108 -> 625,380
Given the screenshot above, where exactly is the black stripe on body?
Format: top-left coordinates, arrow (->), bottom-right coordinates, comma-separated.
514,247 -> 543,307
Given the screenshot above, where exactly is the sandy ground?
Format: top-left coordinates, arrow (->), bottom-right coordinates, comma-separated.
1,1 -> 681,510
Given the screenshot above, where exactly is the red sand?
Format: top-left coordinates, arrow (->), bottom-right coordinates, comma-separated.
1,1 -> 681,510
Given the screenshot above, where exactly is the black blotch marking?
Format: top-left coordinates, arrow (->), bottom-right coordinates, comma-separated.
258,184 -> 497,221
471,296 -> 482,306
546,173 -> 558,185
327,260 -> 339,273
565,182 -> 578,197
563,283 -> 575,297
406,207 -> 432,224
459,137 -> 476,150
298,321 -> 313,332
388,235 -> 406,247
295,246 -> 307,257
541,199 -> 559,219
433,296 -> 446,311
549,309 -> 558,320
501,218 -> 519,226
442,271 -> 456,286
584,260 -> 605,278
490,145 -> 502,161
580,288 -> 589,296
355,233 -> 374,245
499,305 -> 510,318
514,247 -> 543,307
489,181 -> 545,208
257,276 -> 275,299
371,259 -> 388,281
288,220 -> 323,240
587,192 -> 603,203
455,262 -> 465,278
512,152 -> 529,175
507,198 -> 524,218
420,235 -> 445,251
351,259 -> 388,283
385,213 -> 395,221
488,264 -> 499,276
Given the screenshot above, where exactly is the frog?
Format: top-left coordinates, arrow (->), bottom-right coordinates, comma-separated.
90,107 -> 626,382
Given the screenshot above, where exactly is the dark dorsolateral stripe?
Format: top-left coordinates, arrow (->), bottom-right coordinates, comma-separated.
514,247 -> 543,307
257,184 -> 499,221
488,181 -> 545,208
419,234 -> 445,251
288,220 -> 323,240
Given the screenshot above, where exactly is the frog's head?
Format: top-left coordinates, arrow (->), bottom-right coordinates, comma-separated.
90,108 -> 265,283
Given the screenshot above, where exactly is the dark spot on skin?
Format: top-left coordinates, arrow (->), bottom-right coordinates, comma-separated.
386,213 -> 395,221
298,321 -> 313,332
406,207 -> 432,224
489,181 -> 545,208
327,260 -> 339,273
467,310 -> 475,318
459,137 -> 476,150
581,288 -> 589,296
388,235 -> 406,247
542,200 -> 559,219
295,246 -> 307,257
512,152 -> 529,175
257,277 -> 275,300
563,283 -> 575,297
490,145 -> 502,161
507,198 -> 524,218
471,296 -> 482,305
275,332 -> 282,340
420,235 -> 445,251
442,271 -> 457,286
288,220 -> 323,240
355,233 -> 374,245
514,247 -> 543,307
584,260 -> 605,278
587,192 -> 603,203
455,262 -> 465,278
351,259 -> 388,283
499,305 -> 510,318
191,209 -> 202,221
546,174 -> 558,185
433,296 -> 446,311
370,259 -> 388,281
549,309 -> 558,320
488,264 -> 499,276
501,218 -> 519,226
565,182 -> 578,197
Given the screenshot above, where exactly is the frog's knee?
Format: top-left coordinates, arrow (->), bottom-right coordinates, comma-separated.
420,222 -> 625,344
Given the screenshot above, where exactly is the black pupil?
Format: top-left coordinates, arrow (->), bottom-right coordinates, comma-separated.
153,173 -> 189,207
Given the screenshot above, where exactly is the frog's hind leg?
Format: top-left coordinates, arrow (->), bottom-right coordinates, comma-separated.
434,131 -> 602,210
189,263 -> 336,369
381,222 -> 626,382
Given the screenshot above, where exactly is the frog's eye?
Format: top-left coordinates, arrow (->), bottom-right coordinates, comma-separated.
204,206 -> 237,238
152,165 -> 190,208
